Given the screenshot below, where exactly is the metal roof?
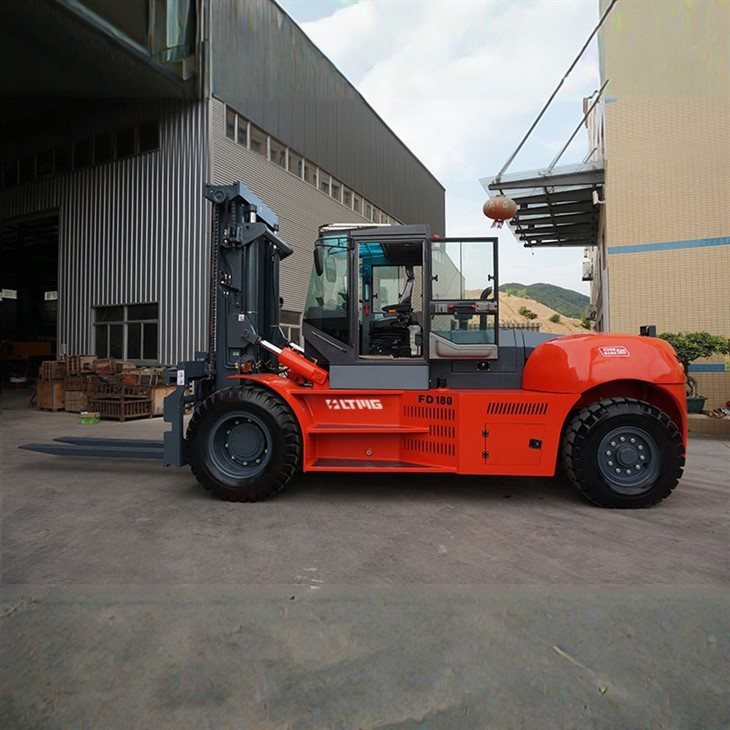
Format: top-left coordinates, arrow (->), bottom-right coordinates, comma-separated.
480,161 -> 604,248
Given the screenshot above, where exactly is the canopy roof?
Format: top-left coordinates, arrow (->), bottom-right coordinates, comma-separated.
480,161 -> 604,248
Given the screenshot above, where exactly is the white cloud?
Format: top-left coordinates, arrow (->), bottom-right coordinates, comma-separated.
297,0 -> 600,293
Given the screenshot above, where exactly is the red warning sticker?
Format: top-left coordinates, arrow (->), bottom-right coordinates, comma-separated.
599,346 -> 630,357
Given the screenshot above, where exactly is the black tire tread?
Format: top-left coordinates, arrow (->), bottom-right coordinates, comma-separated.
186,384 -> 302,502
561,397 -> 684,508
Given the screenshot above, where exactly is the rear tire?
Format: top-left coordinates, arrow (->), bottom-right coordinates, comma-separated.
561,397 -> 684,508
186,385 -> 302,502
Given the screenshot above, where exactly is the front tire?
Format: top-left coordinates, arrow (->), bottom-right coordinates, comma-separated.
561,397 -> 684,508
186,385 -> 302,502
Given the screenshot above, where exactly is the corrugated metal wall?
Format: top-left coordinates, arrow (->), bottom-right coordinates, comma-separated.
210,0 -> 445,234
0,99 -> 210,364
210,98 -> 375,312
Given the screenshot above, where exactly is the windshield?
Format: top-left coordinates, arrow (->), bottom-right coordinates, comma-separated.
303,236 -> 350,345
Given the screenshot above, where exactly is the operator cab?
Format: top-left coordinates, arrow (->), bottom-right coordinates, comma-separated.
303,224 -> 499,381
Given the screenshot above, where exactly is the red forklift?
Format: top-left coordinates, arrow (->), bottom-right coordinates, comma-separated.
23,182 -> 686,507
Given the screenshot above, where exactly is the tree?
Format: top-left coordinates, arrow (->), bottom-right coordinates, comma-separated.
658,331 -> 730,397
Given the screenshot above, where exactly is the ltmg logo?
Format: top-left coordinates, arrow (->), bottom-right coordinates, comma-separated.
325,399 -> 383,410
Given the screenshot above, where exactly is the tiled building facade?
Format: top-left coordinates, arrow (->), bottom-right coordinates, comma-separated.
590,0 -> 729,408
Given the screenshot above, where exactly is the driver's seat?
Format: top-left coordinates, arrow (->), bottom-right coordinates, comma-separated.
381,267 -> 414,316
368,267 -> 418,357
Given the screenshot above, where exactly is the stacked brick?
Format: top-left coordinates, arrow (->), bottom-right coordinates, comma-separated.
36,357 -> 174,421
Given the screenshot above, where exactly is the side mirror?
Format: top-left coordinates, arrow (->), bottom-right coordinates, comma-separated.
314,247 -> 324,277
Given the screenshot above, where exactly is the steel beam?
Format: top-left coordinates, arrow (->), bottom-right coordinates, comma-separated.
515,212 -> 594,226
488,165 -> 604,191
510,188 -> 595,205
515,201 -> 594,216
523,240 -> 594,248
516,227 -> 594,238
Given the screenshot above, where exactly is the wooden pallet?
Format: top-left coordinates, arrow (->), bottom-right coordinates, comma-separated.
37,380 -> 65,411
64,391 -> 90,413
40,360 -> 66,380
66,355 -> 97,375
91,381 -> 151,398
88,397 -> 152,421
64,375 -> 90,392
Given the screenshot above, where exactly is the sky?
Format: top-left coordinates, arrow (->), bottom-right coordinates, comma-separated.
278,0 -> 601,294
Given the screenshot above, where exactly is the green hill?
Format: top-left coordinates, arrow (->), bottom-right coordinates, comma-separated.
500,282 -> 589,319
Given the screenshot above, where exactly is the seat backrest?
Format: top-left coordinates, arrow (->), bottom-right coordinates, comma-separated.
399,266 -> 415,306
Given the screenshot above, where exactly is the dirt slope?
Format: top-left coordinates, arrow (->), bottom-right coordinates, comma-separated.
499,293 -> 587,334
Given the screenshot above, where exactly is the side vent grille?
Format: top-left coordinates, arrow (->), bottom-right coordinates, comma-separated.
403,405 -> 456,422
402,408 -> 457,460
486,402 -> 549,416
404,424 -> 456,457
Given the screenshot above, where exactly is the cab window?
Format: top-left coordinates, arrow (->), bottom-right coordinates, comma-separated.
303,237 -> 350,345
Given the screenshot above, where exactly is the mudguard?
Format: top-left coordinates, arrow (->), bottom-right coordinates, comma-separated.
522,333 -> 684,393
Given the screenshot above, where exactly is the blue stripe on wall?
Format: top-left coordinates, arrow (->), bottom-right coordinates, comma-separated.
607,236 -> 730,255
689,364 -> 726,373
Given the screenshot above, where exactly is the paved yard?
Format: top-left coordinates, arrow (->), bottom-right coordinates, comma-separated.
2,389 -> 728,728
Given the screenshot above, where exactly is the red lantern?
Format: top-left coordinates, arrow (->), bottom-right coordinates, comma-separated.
483,196 -> 517,228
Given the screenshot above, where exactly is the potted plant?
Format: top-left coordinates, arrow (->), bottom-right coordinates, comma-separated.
658,331 -> 730,413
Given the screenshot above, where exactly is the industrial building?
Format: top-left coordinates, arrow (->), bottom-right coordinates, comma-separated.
483,0 -> 729,410
0,0 -> 444,368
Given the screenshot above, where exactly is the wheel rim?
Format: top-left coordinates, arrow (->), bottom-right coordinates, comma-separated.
597,425 -> 660,494
207,411 -> 272,480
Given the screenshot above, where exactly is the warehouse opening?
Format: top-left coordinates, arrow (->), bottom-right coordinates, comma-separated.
0,212 -> 59,379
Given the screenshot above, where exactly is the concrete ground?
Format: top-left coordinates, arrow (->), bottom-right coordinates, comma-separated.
1,388 -> 728,728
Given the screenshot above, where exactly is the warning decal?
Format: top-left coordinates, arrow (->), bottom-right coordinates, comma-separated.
599,346 -> 630,358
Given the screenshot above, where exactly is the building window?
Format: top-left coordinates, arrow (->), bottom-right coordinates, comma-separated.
270,138 -> 287,168
116,127 -> 136,158
219,106 -> 391,222
237,115 -> 248,146
280,310 -> 301,345
94,303 -> 159,363
18,155 -> 35,184
54,145 -> 71,174
225,108 -> 236,140
0,119 -> 164,190
94,133 -> 113,165
250,124 -> 267,156
2,160 -> 18,188
74,139 -> 92,169
288,150 -> 303,178
330,178 -> 342,202
304,161 -> 317,187
138,120 -> 160,154
37,150 -> 54,178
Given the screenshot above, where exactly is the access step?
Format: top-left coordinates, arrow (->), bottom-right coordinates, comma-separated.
308,458 -> 456,472
309,424 -> 429,435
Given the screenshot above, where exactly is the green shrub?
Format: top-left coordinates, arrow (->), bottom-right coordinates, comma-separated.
658,331 -> 730,397
518,306 -> 538,320
549,313 -> 561,323
580,316 -> 591,330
